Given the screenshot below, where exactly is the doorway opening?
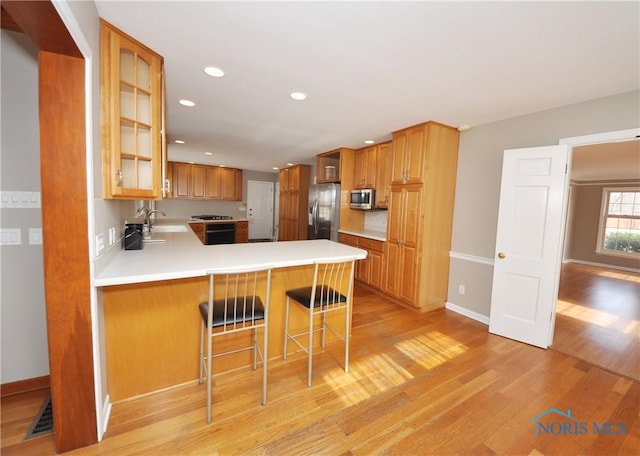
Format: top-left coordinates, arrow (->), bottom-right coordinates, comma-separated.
552,131 -> 640,380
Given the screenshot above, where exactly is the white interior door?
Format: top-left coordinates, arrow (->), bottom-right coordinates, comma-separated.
247,180 -> 274,240
489,145 -> 570,348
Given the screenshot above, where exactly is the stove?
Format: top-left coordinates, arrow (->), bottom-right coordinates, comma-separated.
191,214 -> 233,221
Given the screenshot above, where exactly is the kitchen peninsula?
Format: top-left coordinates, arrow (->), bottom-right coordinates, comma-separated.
94,223 -> 366,401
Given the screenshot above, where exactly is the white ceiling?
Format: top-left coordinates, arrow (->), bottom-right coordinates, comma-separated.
572,139 -> 640,182
94,1 -> 639,174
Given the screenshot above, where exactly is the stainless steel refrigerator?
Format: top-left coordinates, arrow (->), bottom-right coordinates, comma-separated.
308,183 -> 340,241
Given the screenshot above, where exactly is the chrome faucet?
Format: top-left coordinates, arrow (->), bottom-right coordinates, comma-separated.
136,206 -> 166,232
146,209 -> 166,231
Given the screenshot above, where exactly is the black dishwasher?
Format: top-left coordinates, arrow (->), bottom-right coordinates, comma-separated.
205,223 -> 235,245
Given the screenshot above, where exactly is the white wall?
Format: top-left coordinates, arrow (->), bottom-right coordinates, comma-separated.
447,90 -> 640,318
0,30 -> 49,383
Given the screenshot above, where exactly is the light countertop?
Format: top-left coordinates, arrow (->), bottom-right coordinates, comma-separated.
338,228 -> 386,242
94,225 -> 367,287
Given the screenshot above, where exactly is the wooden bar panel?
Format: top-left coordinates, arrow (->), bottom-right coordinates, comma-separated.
102,265 -> 347,402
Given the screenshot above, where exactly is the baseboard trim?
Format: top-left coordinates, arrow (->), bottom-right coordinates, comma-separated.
445,302 -> 490,325
565,258 -> 640,274
1,375 -> 50,398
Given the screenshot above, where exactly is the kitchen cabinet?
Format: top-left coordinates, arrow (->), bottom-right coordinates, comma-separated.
278,165 -> 310,241
384,121 -> 459,311
353,142 -> 392,208
100,20 -> 165,200
354,146 -> 377,189
190,165 -> 206,199
391,123 -> 427,185
173,162 -> 191,199
374,142 -> 392,208
189,222 -> 205,243
220,167 -> 243,201
338,233 -> 385,290
205,166 -> 222,199
235,220 -> 249,243
168,162 -> 242,201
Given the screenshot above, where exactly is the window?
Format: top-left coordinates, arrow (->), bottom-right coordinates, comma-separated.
597,188 -> 640,257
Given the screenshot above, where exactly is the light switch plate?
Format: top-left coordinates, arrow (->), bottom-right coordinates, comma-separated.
0,228 -> 22,245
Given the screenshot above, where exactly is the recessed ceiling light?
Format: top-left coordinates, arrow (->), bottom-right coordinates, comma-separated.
204,66 -> 225,78
187,161 -> 195,164
290,92 -> 307,101
286,162 -> 294,166
364,140 -> 375,145
204,152 -> 213,156
457,125 -> 471,132
272,167 -> 279,170
174,139 -> 185,144
219,164 -> 226,168
179,99 -> 195,107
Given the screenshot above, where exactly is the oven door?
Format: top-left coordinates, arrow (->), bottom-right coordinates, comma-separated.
205,223 -> 236,245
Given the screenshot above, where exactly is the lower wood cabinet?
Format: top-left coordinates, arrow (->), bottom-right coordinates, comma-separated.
338,232 -> 384,290
235,220 -> 248,243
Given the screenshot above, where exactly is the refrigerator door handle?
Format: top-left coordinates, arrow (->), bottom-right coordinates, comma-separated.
312,199 -> 319,236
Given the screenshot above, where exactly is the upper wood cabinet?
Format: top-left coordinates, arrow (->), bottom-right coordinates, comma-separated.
101,20 -> 165,200
353,141 -> 392,208
375,142 -> 392,208
220,168 -> 241,200
354,146 -> 378,189
391,123 -> 427,185
167,162 -> 242,201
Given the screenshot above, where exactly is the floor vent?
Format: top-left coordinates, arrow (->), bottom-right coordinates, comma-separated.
24,396 -> 54,440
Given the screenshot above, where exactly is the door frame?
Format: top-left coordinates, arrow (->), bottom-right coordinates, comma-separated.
552,128 -> 640,344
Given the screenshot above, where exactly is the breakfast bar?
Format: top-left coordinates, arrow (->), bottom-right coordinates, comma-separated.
94,224 -> 367,402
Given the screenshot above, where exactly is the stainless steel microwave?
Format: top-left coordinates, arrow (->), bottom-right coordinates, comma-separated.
350,188 -> 375,210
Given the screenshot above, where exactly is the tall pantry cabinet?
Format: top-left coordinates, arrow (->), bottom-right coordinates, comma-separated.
384,122 -> 460,312
278,165 -> 310,241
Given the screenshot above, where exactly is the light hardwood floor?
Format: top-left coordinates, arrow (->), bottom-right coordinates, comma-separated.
2,285 -> 639,455
553,262 -> 640,382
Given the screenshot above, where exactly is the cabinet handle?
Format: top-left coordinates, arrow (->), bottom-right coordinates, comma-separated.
116,169 -> 123,187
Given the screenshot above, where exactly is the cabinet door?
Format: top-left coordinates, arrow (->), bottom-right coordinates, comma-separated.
165,162 -> 175,198
369,250 -> 384,289
354,149 -> 367,188
384,187 -> 404,297
101,21 -> 163,199
173,162 -> 191,198
384,185 -> 422,305
391,125 -> 426,185
404,126 -> 426,184
391,131 -> 407,185
279,168 -> 290,191
205,166 -> 221,199
288,166 -> 301,191
375,142 -> 392,208
190,165 -> 206,199
220,168 -> 237,200
235,221 -> 249,243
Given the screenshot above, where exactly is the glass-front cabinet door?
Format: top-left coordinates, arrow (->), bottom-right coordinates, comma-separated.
101,20 -> 164,199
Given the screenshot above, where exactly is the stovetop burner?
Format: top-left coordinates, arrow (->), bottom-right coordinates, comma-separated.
191,214 -> 233,221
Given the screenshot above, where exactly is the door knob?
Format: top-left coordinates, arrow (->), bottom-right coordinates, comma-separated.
498,252 -> 506,259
